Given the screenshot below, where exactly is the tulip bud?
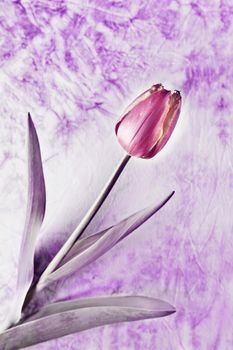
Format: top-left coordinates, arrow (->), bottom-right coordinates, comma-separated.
115,84 -> 181,159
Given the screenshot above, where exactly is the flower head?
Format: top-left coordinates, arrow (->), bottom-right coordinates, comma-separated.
115,84 -> 181,159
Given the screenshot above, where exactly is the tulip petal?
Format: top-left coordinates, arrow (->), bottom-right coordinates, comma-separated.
153,91 -> 181,156
0,296 -> 175,349
123,84 -> 164,116
37,191 -> 174,290
10,114 -> 46,324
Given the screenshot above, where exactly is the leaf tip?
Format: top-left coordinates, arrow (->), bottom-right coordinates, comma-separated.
169,301 -> 176,314
167,309 -> 176,317
27,112 -> 34,129
27,113 -> 35,136
28,112 -> 32,122
168,306 -> 176,314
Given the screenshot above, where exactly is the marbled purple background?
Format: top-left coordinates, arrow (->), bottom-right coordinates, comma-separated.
0,0 -> 232,349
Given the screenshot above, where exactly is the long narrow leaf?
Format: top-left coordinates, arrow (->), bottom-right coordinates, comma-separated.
0,296 -> 175,349
38,191 -> 174,290
11,114 -> 46,324
60,192 -> 174,267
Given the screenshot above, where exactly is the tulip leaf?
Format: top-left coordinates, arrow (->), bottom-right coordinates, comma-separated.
11,114 -> 46,324
0,296 -> 175,349
38,191 -> 174,290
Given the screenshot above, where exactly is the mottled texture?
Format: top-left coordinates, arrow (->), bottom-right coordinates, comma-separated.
0,0 -> 232,349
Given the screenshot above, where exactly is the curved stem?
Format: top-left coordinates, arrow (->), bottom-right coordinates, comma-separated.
36,154 -> 131,291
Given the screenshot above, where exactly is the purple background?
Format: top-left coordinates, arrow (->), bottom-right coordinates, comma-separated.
0,0 -> 231,349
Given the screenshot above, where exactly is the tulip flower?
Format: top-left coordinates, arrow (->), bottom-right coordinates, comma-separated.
115,84 -> 181,158
0,91 -> 179,347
